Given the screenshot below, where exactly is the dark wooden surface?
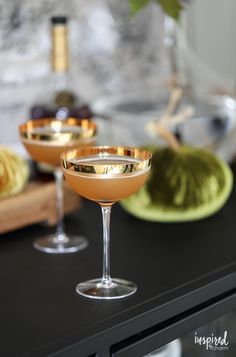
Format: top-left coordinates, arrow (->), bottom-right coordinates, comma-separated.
1,174 -> 236,356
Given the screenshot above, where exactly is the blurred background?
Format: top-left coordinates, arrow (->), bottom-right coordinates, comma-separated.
1,0 -> 236,155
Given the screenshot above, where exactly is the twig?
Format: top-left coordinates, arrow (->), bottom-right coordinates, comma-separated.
158,87 -> 183,127
156,126 -> 181,151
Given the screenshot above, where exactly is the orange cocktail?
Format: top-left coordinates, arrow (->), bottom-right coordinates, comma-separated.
20,118 -> 96,166
61,146 -> 151,299
19,117 -> 96,254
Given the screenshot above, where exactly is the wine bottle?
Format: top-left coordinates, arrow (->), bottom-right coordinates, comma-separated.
31,16 -> 93,120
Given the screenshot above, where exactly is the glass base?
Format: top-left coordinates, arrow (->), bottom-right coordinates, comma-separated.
76,278 -> 137,299
33,234 -> 88,254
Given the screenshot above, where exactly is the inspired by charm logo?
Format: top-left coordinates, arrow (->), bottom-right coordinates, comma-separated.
194,330 -> 229,351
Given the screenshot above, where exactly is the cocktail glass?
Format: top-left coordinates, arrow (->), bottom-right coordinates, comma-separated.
61,146 -> 151,299
19,118 -> 96,253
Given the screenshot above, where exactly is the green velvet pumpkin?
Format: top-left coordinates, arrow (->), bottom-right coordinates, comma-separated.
121,146 -> 233,222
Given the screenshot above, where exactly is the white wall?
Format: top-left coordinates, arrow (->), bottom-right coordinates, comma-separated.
181,0 -> 236,93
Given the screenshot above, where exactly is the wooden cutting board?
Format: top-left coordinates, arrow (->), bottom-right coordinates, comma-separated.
0,181 -> 80,235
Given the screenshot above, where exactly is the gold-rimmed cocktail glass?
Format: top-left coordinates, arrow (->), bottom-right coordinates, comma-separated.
61,146 -> 151,299
19,117 -> 97,254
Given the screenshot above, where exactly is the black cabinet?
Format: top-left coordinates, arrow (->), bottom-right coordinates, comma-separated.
1,179 -> 236,356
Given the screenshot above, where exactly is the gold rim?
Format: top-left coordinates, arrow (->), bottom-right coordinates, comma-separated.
19,117 -> 97,143
60,146 -> 152,175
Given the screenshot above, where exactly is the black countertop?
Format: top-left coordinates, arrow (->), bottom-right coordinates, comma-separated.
1,175 -> 236,356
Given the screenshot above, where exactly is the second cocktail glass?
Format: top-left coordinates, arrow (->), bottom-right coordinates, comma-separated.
19,117 -> 96,253
61,146 -> 152,299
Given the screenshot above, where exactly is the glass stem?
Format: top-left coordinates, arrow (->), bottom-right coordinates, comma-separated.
101,205 -> 112,287
54,168 -> 67,243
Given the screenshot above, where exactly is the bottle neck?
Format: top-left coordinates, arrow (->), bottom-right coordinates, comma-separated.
51,23 -> 69,74
51,21 -> 76,114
